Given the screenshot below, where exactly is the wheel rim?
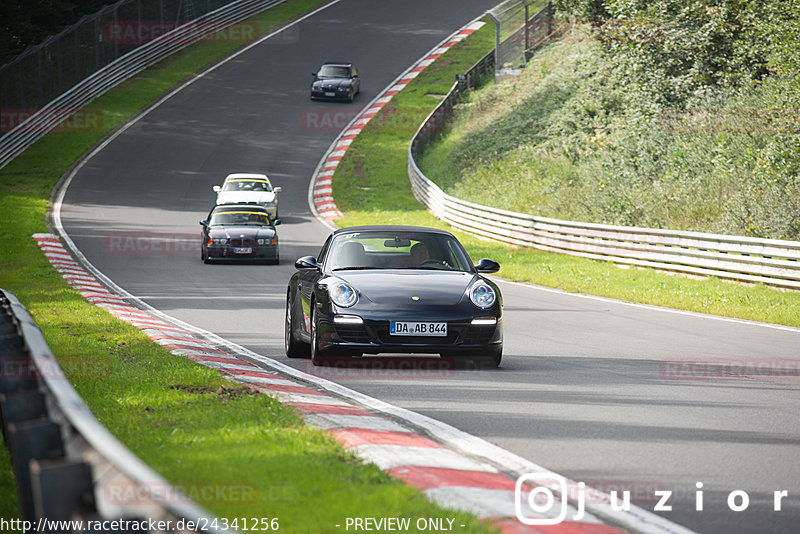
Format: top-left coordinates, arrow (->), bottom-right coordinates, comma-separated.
284,300 -> 292,352
310,308 -> 318,360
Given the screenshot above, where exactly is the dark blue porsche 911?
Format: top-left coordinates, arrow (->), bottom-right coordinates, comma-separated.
285,226 -> 503,367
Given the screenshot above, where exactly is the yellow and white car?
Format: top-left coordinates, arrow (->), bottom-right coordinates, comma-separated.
212,173 -> 282,218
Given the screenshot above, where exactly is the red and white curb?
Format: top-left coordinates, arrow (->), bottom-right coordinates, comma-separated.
34,234 -> 697,534
308,21 -> 486,223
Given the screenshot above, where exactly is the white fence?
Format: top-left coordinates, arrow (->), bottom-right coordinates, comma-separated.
408,83 -> 800,291
0,0 -> 284,170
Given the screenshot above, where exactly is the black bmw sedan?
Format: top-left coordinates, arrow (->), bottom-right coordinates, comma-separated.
285,226 -> 503,367
200,204 -> 280,264
310,62 -> 360,102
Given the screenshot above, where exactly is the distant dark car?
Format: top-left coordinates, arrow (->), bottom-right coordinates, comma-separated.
200,204 -> 280,264
310,62 -> 360,102
285,225 -> 503,367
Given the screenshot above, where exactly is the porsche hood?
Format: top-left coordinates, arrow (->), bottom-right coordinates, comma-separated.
333,270 -> 477,307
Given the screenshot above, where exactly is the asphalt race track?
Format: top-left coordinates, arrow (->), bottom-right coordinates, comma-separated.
59,1 -> 800,532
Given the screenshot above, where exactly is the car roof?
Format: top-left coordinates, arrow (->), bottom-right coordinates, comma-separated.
212,204 -> 270,212
332,225 -> 454,237
224,173 -> 270,181
320,62 -> 353,67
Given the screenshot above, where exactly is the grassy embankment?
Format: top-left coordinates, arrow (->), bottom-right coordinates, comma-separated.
0,2 -> 496,531
332,14 -> 800,327
422,2 -> 800,241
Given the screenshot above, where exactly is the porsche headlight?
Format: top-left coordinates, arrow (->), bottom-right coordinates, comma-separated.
329,280 -> 358,308
470,281 -> 496,309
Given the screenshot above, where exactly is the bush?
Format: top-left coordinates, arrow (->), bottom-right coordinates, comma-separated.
418,2 -> 800,240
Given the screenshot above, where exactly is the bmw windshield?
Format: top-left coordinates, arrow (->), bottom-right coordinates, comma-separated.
209,209 -> 271,226
221,179 -> 272,192
317,66 -> 351,78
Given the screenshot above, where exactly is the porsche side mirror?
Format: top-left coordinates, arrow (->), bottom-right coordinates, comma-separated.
212,185 -> 221,193
199,220 -> 208,226
295,256 -> 320,270
274,186 -> 282,193
273,218 -> 281,226
475,258 -> 500,273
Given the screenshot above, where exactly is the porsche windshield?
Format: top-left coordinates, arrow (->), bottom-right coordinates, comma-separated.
210,210 -> 271,226
327,232 -> 473,272
221,179 -> 272,192
318,66 -> 351,78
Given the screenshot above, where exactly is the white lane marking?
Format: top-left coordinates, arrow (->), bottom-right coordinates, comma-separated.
494,277 -> 800,334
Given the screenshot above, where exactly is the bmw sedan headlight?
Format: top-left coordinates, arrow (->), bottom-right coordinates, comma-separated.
330,280 -> 358,308
469,281 -> 496,309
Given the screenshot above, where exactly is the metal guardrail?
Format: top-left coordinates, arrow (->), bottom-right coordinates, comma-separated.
1,289 -> 231,532
407,41 -> 800,291
410,50 -> 494,155
0,0 -> 285,170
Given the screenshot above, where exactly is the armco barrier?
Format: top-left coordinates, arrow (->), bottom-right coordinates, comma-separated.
0,289 -> 232,532
0,0 -> 285,170
408,53 -> 800,291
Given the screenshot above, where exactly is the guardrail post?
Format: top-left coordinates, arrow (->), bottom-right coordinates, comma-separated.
521,0 -> 530,56
6,420 -> 65,522
30,459 -> 96,525
0,392 -> 47,441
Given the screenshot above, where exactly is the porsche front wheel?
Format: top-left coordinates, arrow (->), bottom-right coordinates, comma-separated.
285,296 -> 309,359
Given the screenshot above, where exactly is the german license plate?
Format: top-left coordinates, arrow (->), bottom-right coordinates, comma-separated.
233,247 -> 252,254
324,91 -> 336,97
390,321 -> 447,337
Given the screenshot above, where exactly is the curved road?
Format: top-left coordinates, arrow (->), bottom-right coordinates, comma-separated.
59,1 -> 800,533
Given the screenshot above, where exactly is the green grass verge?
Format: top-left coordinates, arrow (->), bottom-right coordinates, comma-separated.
332,21 -> 800,328
0,2 -> 497,530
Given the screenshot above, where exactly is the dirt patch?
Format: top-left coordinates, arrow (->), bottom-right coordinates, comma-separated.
169,383 -> 257,400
